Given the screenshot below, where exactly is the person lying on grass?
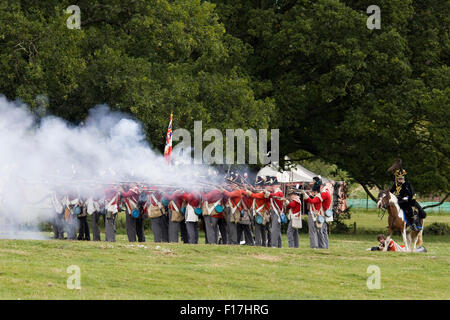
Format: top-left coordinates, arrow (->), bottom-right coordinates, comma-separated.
367,234 -> 427,252
367,234 -> 405,251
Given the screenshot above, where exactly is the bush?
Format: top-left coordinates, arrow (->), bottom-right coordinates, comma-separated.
299,218 -> 309,233
329,220 -> 351,234
424,222 -> 449,235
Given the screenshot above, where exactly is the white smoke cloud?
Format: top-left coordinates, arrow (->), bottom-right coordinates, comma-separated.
0,96 -> 217,239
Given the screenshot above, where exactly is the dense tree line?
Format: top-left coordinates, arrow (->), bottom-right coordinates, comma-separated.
211,0 -> 449,199
0,0 -> 275,147
0,0 -> 448,199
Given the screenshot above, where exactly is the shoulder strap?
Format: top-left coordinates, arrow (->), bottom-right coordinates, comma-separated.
150,194 -> 162,209
170,200 -> 179,213
270,198 -> 282,216
207,199 -> 221,215
228,197 -> 241,214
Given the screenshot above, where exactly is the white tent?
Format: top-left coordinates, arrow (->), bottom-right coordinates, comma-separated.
257,162 -> 331,183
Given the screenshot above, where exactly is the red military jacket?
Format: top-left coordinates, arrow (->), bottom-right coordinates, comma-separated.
202,189 -> 224,218
305,190 -> 331,214
268,189 -> 284,214
165,190 -> 184,213
248,191 -> 270,214
224,189 -> 244,213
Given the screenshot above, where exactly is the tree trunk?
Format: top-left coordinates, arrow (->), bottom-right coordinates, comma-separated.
359,183 -> 378,202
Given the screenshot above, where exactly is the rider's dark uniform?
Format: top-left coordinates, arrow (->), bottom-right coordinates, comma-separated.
390,179 -> 415,223
390,170 -> 426,230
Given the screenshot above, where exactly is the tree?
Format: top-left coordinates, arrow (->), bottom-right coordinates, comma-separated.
0,0 -> 275,153
211,0 -> 449,199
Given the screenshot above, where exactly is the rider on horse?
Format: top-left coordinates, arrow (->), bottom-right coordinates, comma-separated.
389,168 -> 424,231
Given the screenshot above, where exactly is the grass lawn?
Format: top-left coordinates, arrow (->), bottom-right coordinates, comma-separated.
0,210 -> 448,300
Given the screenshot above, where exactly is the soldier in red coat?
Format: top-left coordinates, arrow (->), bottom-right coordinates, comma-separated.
120,184 -> 145,242
246,186 -> 271,247
182,190 -> 201,244
223,185 -> 245,245
201,188 -> 224,244
303,177 -> 331,249
145,187 -> 169,243
165,189 -> 185,243
239,188 -> 255,245
104,185 -> 121,242
267,182 -> 284,248
284,192 -> 302,248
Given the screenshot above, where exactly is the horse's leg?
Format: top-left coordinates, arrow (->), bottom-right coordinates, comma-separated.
417,220 -> 424,247
406,232 -> 411,251
412,231 -> 419,253
408,232 -> 414,252
417,230 -> 423,247
402,224 -> 409,252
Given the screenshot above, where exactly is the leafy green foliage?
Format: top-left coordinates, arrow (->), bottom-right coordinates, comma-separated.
0,0 -> 448,195
424,222 -> 449,235
0,0 -> 275,152
212,0 -> 449,195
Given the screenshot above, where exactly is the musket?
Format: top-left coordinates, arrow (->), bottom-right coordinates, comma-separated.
236,173 -> 254,189
272,196 -> 289,202
195,181 -> 224,188
299,191 -> 305,215
225,178 -> 257,192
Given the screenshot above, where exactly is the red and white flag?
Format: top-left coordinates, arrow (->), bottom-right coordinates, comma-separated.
164,112 -> 173,164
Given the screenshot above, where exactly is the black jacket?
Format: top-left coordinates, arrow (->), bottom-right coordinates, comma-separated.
390,180 -> 416,207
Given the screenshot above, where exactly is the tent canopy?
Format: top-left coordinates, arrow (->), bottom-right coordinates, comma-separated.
256,163 -> 331,183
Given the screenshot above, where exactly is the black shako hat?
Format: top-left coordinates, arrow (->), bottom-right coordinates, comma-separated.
312,176 -> 322,192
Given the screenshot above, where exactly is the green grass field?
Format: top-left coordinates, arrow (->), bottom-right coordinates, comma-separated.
0,210 -> 449,300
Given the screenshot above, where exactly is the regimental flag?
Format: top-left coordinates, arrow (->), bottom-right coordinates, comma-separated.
164,112 -> 173,164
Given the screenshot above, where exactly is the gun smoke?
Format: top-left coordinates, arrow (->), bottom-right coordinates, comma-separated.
0,95 -> 215,239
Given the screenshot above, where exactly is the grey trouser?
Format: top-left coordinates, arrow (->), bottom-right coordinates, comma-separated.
168,210 -> 180,243
136,215 -> 146,243
185,221 -> 199,244
180,220 -> 189,243
66,217 -> 78,240
318,222 -> 329,249
125,212 -> 137,242
77,215 -> 90,240
237,223 -> 254,245
151,216 -> 165,242
53,213 -> 65,239
287,220 -> 299,248
227,221 -> 238,245
161,212 -> 169,242
105,213 -> 116,242
217,218 -> 227,244
201,216 -> 209,244
308,212 -> 329,249
254,222 -> 267,247
91,211 -> 103,241
203,215 -> 219,244
225,208 -> 238,245
270,210 -> 282,248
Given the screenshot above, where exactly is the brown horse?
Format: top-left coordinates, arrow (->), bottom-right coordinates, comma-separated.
377,190 -> 409,252
377,190 -> 423,252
